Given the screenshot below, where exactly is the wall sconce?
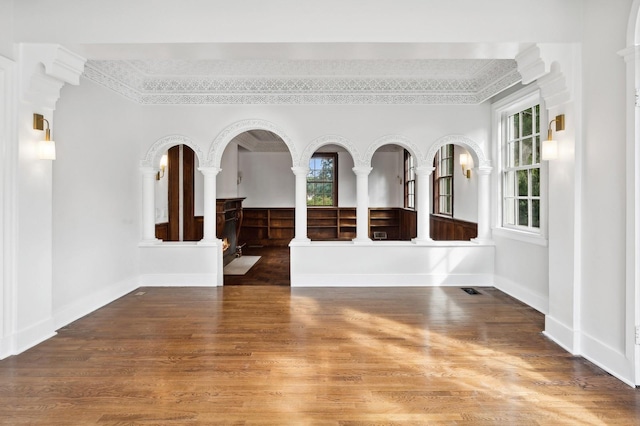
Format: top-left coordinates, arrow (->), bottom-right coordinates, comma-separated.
459,153 -> 471,179
33,113 -> 56,160
156,154 -> 168,180
542,114 -> 565,161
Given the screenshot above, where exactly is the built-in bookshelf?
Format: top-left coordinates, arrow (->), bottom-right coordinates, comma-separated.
239,207 -> 416,246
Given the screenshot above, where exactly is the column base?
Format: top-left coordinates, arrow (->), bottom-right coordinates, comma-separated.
352,237 -> 373,245
412,237 -> 434,245
290,237 -> 311,246
197,238 -> 220,247
139,238 -> 162,246
471,237 -> 494,245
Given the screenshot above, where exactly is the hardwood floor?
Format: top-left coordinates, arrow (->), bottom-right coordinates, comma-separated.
224,246 -> 290,286
1,286 -> 639,424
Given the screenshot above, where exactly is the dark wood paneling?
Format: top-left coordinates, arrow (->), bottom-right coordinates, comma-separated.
194,216 -> 203,241
430,214 -> 478,241
155,222 -> 169,241
182,145 -> 197,241
167,145 -> 180,241
399,209 -> 417,240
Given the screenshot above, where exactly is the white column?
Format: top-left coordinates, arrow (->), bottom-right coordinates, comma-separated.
291,166 -> 310,243
413,166 -> 434,244
352,166 -> 372,243
472,166 -> 493,244
199,166 -> 221,244
141,166 -> 160,244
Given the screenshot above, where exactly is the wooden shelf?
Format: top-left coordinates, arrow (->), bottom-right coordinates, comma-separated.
239,206 -> 417,245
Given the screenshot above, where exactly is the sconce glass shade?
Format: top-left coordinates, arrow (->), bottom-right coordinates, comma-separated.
459,153 -> 468,166
541,139 -> 558,161
38,139 -> 56,160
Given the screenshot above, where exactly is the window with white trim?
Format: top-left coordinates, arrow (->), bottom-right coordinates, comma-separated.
503,104 -> 541,230
433,144 -> 454,216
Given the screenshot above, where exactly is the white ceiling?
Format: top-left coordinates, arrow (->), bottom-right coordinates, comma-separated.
78,42 -> 524,149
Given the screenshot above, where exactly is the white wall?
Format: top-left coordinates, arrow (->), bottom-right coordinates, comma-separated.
218,141 -> 238,199
579,0 -> 632,378
53,77 -> 141,325
0,0 -> 13,59
370,151 -> 403,207
238,151 -> 295,207
454,145 -> 478,222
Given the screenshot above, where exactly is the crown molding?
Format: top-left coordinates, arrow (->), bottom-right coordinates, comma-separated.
83,59 -> 520,105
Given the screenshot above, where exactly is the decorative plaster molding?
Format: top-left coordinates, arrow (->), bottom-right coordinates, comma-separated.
21,44 -> 86,110
83,59 -> 521,105
209,119 -> 298,168
425,135 -> 490,169
537,68 -> 570,109
141,134 -> 205,169
515,45 -> 548,85
365,135 -> 423,168
300,135 -> 361,168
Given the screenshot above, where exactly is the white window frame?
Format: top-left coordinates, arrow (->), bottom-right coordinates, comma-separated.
492,87 -> 548,246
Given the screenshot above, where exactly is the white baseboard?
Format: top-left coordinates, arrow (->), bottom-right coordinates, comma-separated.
580,331 -> 635,387
14,317 -> 57,356
543,315 -> 578,354
291,273 -> 494,287
494,275 -> 548,314
139,273 -> 218,287
54,276 -> 139,330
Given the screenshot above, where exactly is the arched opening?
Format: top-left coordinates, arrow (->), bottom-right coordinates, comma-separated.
224,129 -> 294,285
429,143 -> 478,241
368,143 -> 419,241
155,144 -> 203,242
426,134 -> 489,243
305,143 -> 357,241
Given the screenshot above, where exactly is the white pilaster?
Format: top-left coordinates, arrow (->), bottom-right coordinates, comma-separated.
472,166 -> 493,244
352,166 -> 372,244
199,166 -> 221,244
413,165 -> 434,244
140,167 -> 160,244
291,166 -> 310,243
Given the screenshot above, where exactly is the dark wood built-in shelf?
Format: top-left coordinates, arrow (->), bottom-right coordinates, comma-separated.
238,207 -> 417,246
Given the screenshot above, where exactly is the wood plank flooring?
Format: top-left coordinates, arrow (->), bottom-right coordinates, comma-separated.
224,246 -> 290,286
0,286 -> 639,425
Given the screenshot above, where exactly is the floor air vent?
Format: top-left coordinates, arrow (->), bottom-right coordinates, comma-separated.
461,287 -> 481,295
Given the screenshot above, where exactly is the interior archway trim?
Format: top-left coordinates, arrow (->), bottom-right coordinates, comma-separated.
208,119 -> 298,168
364,135 -> 423,168
425,135 -> 489,169
300,135 -> 360,169
141,134 -> 205,170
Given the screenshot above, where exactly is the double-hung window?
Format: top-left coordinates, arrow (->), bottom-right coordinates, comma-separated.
404,150 -> 416,209
307,153 -> 338,206
433,144 -> 454,216
503,103 -> 542,231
